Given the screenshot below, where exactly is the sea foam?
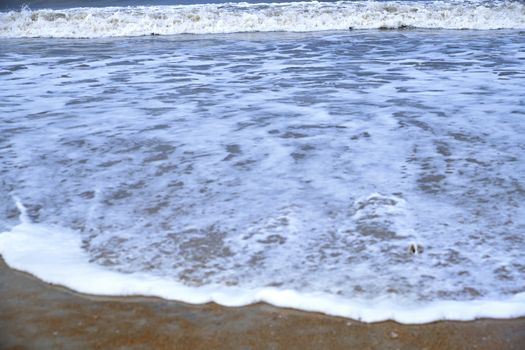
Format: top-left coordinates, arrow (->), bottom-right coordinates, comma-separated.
1,21 -> 525,324
1,1 -> 524,38
1,211 -> 525,324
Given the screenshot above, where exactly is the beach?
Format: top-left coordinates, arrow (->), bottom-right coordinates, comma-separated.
2,256 -> 525,350
1,1 -> 525,346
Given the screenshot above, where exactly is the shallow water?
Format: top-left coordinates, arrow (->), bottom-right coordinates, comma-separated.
1,1 -> 525,323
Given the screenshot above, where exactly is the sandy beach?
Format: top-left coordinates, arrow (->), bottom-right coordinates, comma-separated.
2,1 -> 525,349
1,256 -> 524,350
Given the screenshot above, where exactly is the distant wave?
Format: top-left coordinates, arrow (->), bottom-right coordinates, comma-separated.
1,1 -> 524,38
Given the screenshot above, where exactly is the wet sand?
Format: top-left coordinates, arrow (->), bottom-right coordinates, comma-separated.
1,257 -> 524,350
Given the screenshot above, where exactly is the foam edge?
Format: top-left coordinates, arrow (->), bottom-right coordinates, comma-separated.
1,222 -> 525,324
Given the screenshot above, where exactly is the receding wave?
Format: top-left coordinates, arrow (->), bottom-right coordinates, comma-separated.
1,1 -> 524,38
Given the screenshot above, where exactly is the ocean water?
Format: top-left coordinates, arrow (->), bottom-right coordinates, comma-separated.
1,0 -> 525,323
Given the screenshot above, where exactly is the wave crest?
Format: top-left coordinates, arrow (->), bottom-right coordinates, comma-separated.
1,1 -> 524,38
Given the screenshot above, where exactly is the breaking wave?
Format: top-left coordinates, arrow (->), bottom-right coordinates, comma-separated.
1,1 -> 524,38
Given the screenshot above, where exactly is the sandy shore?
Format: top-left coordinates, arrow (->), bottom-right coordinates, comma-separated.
1,257 -> 524,350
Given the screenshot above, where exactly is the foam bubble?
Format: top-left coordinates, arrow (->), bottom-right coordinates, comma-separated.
1,1 -> 524,38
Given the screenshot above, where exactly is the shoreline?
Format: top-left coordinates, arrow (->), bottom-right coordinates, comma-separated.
1,256 -> 525,349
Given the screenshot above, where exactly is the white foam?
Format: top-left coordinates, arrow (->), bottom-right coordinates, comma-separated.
1,1 -> 524,38
1,219 -> 525,323
1,25 -> 525,324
